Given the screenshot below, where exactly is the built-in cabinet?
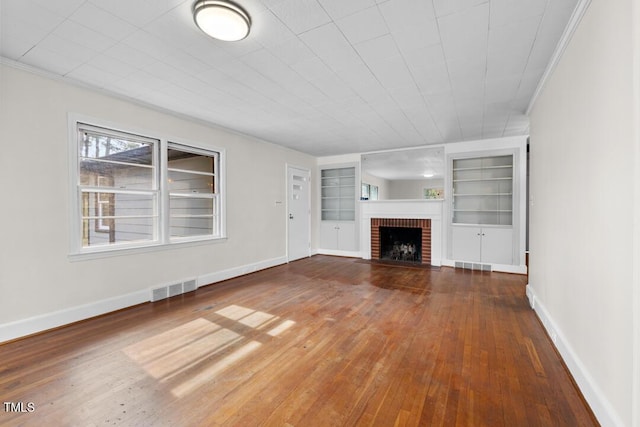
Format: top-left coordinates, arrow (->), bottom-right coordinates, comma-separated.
451,226 -> 513,265
319,165 -> 359,254
321,167 -> 356,221
452,155 -> 513,226
449,151 -> 521,270
319,221 -> 357,252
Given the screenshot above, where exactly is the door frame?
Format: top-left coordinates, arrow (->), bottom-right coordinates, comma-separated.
286,164 -> 311,262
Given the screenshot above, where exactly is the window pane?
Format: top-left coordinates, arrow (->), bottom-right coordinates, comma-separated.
170,217 -> 215,238
79,128 -> 156,190
81,192 -> 156,247
80,160 -> 154,190
168,149 -> 215,174
170,195 -> 216,238
80,132 -> 153,163
168,170 -> 214,193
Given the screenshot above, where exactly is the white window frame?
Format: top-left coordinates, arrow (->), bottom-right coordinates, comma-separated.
69,115 -> 226,260
166,142 -> 221,243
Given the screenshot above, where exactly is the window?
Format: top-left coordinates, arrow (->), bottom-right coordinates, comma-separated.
167,144 -> 219,240
72,121 -> 224,255
361,183 -> 378,200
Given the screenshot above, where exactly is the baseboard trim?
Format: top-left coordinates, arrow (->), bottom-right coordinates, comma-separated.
0,256 -> 288,344
526,284 -> 624,427
198,256 -> 288,286
0,289 -> 149,344
316,249 -> 361,258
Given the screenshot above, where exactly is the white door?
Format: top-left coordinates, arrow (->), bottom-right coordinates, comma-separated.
287,166 -> 311,262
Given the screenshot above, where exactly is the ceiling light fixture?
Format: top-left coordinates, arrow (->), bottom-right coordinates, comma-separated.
423,173 -> 435,178
193,0 -> 251,42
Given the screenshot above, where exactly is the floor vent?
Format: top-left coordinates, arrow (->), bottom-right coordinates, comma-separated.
151,278 -> 198,302
454,262 -> 492,272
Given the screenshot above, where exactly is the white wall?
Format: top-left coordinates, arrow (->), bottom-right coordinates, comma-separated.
528,0 -> 638,425
0,64 -> 316,340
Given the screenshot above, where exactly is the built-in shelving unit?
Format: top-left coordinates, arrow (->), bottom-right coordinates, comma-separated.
321,167 -> 356,221
452,155 -> 513,226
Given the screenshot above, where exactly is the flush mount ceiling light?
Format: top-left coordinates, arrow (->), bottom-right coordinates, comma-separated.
193,0 -> 251,42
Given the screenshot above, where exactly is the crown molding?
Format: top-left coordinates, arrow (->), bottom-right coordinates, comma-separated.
526,0 -> 593,115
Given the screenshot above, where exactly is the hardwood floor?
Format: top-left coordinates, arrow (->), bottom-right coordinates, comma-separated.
0,255 -> 597,426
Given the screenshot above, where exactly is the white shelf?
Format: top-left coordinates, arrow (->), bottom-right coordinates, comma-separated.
452,154 -> 513,226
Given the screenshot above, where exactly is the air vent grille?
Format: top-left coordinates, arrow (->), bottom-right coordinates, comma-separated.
150,278 -> 198,302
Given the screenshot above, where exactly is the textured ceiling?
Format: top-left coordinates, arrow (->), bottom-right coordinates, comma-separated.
0,0 -> 578,156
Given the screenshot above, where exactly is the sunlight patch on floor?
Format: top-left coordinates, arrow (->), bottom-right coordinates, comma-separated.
171,340 -> 262,398
123,305 -> 296,398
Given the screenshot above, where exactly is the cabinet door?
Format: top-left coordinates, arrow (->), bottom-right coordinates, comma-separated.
451,226 -> 482,262
481,228 -> 513,264
337,221 -> 357,251
320,221 -> 338,250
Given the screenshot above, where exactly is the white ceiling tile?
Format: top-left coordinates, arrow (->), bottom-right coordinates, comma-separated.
379,0 -> 437,31
25,34 -> 98,72
66,63 -> 122,88
103,42 -> 159,70
433,0 -> 488,18
299,23 -> 352,57
0,0 -> 67,34
354,34 -> 398,64
336,6 -> 388,45
310,74 -> 357,101
335,60 -> 378,91
320,48 -> 366,74
0,0 -> 577,155
69,2 -> 138,41
269,0 -> 331,35
53,20 -> 118,52
0,1 -> 66,59
86,54 -> 137,79
266,37 -> 316,65
317,0 -> 376,20
490,0 -> 546,27
537,0 -> 577,38
414,65 -> 451,96
251,8 -> 296,47
390,22 -> 440,55
438,3 -> 489,62
88,0 -> 186,27
290,57 -> 333,82
20,48 -> 78,76
0,35 -> 35,60
402,44 -> 446,74
484,77 -> 521,104
368,56 -> 415,90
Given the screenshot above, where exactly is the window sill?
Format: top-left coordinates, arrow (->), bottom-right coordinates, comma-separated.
68,236 -> 228,262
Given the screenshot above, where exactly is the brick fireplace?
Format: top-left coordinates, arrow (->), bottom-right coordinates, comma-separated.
370,218 -> 431,265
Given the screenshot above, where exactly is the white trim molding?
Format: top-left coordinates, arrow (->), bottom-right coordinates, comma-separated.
0,256 -> 288,344
632,0 -> 640,423
0,290 -> 149,344
526,284 -> 625,427
526,0 -> 593,115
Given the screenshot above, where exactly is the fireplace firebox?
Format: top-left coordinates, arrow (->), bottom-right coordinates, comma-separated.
371,218 -> 431,265
380,227 -> 422,263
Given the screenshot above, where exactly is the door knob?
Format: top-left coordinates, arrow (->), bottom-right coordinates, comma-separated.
289,214 -> 294,219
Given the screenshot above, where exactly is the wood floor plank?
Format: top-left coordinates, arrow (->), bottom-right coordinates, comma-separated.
0,256 -> 598,426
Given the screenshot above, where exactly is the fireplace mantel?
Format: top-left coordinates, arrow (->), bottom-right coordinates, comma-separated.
360,200 -> 443,266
